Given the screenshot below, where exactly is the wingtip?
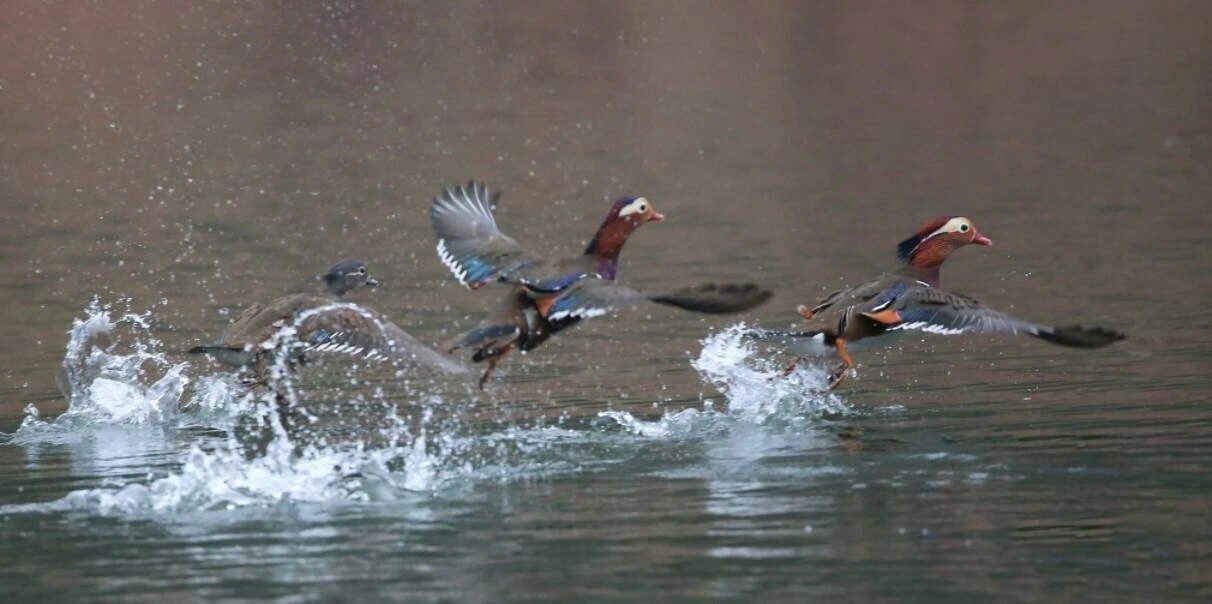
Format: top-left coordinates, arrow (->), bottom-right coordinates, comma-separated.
1040,324 -> 1127,348
654,282 -> 774,314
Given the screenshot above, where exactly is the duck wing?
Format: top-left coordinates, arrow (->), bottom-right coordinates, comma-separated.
874,287 -> 1125,348
544,280 -> 773,321
297,303 -> 469,373
431,181 -> 602,293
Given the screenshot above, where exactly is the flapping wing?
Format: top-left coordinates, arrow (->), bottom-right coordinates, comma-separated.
431,181 -> 539,289
878,287 -> 1125,348
884,288 -> 1048,336
544,280 -> 772,321
296,304 -> 468,373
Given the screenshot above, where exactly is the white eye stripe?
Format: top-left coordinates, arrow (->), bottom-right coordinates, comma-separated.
618,197 -> 650,217
922,217 -> 972,242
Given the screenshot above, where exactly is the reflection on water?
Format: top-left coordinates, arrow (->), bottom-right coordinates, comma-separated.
2,0 -> 1211,600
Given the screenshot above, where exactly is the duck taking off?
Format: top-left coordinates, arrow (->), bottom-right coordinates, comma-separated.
754,217 -> 1125,388
431,181 -> 773,388
189,260 -> 466,381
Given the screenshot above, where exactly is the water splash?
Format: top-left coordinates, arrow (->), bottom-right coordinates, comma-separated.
597,407 -> 713,439
692,324 -> 849,423
586,324 -> 852,442
2,310 -> 858,517
11,299 -> 191,445
1,297 -> 595,513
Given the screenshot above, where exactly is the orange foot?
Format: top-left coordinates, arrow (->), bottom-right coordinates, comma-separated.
796,304 -> 815,321
827,364 -> 850,389
827,338 -> 855,390
779,356 -> 804,378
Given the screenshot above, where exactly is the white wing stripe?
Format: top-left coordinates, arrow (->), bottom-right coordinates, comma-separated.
436,238 -> 471,286
549,307 -> 609,321
890,321 -> 966,336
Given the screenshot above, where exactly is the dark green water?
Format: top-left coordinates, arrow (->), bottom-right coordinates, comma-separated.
2,1 -> 1210,601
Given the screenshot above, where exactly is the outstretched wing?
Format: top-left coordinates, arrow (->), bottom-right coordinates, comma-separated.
296,304 -> 468,373
883,288 -> 1049,336
431,181 -> 538,289
545,280 -> 772,321
875,287 -> 1125,348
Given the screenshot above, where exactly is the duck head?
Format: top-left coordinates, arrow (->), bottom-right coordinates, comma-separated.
583,196 -> 664,272
896,216 -> 992,271
321,259 -> 380,296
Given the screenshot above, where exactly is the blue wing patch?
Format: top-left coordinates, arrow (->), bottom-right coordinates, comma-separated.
436,238 -> 499,287
866,281 -> 910,312
521,271 -> 596,294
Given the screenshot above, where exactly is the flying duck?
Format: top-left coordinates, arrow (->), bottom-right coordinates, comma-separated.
762,217 -> 1125,388
431,181 -> 773,388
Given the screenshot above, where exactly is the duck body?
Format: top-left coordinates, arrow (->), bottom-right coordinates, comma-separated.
431,182 -> 772,388
448,287 -> 573,368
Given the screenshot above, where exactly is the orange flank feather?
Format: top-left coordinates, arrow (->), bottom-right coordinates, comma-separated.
862,309 -> 902,325
535,295 -> 557,318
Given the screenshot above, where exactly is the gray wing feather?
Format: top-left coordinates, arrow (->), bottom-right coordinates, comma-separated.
889,288 -> 1047,336
887,288 -> 1125,347
298,303 -> 468,373
546,280 -> 771,321
431,182 -> 536,288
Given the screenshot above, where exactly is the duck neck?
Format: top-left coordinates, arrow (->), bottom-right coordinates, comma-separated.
898,238 -> 958,287
897,263 -> 942,287
584,217 -> 638,280
323,280 -> 349,297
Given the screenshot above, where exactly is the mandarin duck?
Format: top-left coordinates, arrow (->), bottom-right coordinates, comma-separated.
431,182 -> 773,388
190,260 -> 467,381
760,217 -> 1125,388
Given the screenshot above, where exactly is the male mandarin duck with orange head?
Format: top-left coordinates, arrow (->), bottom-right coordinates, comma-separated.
761,216 -> 1124,388
431,182 -> 772,388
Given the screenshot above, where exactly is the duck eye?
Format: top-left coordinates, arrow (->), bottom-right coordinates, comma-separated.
639,203 -> 647,212
357,267 -> 366,274
959,224 -> 969,232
